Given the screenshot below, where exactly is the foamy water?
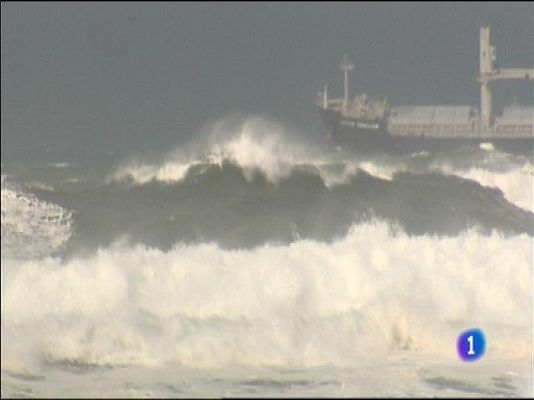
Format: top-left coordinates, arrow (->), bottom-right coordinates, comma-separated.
437,164 -> 534,212
2,221 -> 532,396
2,116 -> 533,397
2,222 -> 531,366
109,117 -> 533,214
1,182 -> 73,259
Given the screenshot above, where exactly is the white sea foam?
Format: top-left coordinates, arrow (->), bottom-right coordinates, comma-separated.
2,222 -> 531,371
326,160 -> 533,213
108,160 -> 192,184
26,181 -> 56,192
108,116 -> 533,214
435,163 -> 534,212
108,116 -> 403,186
109,117 -> 313,184
49,162 -> 70,169
479,142 -> 495,152
327,153 -> 533,212
1,182 -> 73,259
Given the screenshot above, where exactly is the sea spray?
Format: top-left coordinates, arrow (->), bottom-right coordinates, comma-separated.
2,222 -> 530,370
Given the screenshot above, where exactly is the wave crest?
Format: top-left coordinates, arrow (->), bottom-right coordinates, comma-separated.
107,115 -> 533,215
2,222 -> 530,369
109,116 -> 314,185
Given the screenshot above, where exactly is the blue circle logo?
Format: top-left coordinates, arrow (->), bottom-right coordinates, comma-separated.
457,328 -> 486,361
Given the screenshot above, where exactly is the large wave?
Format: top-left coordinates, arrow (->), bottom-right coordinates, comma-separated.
28,161 -> 532,254
107,116 -> 405,188
436,164 -> 533,212
108,116 -> 316,185
1,116 -> 532,395
107,116 -> 533,213
4,116 -> 530,256
2,222 -> 531,371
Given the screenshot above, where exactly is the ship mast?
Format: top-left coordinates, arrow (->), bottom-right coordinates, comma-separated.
340,54 -> 354,114
478,26 -> 534,131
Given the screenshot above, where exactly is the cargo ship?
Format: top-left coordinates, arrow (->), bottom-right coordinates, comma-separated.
317,27 -> 534,154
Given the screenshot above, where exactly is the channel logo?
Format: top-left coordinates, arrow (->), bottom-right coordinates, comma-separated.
457,328 -> 486,362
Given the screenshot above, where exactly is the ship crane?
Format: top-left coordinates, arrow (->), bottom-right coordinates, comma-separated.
478,26 -> 534,130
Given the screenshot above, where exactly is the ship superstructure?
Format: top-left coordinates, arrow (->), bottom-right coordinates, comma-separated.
317,27 -> 534,152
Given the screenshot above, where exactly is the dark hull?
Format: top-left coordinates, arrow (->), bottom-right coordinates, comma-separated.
319,108 -> 534,155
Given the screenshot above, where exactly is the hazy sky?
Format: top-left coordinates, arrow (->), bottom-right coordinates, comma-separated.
2,2 -> 533,162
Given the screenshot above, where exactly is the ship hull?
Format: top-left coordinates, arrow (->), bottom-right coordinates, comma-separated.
319,108 -> 534,155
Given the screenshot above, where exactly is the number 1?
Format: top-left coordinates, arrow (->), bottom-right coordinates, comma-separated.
467,335 -> 475,355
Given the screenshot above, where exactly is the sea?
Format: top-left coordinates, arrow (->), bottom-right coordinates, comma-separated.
1,115 -> 533,397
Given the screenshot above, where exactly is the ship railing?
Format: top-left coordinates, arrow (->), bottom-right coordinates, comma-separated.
388,120 -> 481,137
495,122 -> 534,134
388,120 -> 533,137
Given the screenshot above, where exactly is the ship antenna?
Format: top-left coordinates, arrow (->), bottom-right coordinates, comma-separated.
340,54 -> 354,114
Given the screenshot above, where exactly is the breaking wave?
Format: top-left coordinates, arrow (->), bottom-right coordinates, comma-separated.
36,161 -> 531,254
2,222 -> 531,370
1,115 -> 532,392
108,116 -> 401,187
108,116 -> 312,184
436,164 -> 533,213
1,180 -> 73,259
107,116 -> 533,214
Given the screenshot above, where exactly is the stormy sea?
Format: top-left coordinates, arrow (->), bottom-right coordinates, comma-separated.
1,116 -> 533,397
